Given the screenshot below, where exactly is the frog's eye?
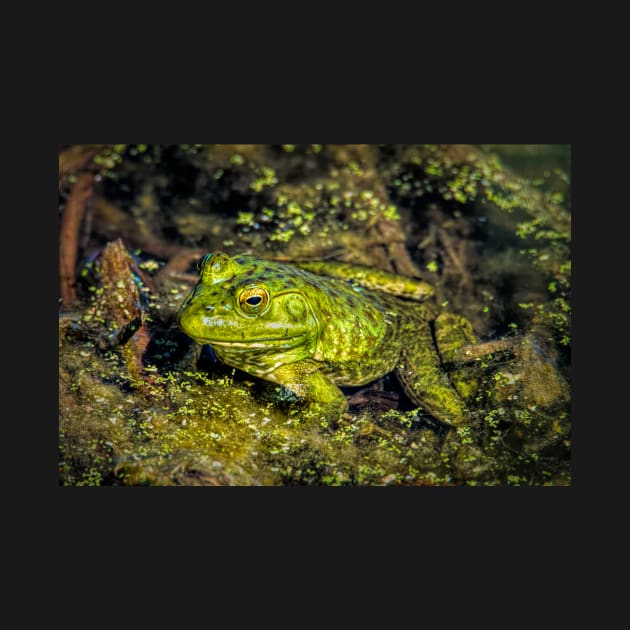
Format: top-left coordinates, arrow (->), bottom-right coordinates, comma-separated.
238,286 -> 270,314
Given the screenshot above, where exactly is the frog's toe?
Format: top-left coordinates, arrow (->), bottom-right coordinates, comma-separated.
419,389 -> 470,427
434,312 -> 478,364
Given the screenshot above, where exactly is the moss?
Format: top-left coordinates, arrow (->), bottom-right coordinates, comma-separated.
250,166 -> 278,192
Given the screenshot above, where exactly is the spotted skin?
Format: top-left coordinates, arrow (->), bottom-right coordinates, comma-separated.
177,252 -> 469,425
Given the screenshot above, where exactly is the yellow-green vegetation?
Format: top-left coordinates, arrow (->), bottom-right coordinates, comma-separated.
249,173 -> 398,247
59,335 -> 279,485
382,144 -> 571,347
516,227 -> 571,346
178,144 -> 405,257
386,145 -> 569,225
59,328 -> 462,486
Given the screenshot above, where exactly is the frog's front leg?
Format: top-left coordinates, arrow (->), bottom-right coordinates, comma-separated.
396,318 -> 469,426
267,361 -> 348,424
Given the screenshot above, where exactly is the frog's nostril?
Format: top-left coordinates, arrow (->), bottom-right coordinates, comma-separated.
204,305 -> 214,312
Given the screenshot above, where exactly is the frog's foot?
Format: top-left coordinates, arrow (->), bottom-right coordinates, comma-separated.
397,358 -> 469,426
434,311 -> 480,402
269,363 -> 348,428
395,319 -> 470,427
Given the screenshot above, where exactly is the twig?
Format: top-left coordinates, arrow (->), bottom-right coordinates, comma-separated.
437,226 -> 470,287
90,196 -> 181,259
58,145 -> 102,188
59,172 -> 94,307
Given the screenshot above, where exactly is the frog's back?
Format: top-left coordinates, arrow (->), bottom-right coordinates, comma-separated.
230,256 -> 432,386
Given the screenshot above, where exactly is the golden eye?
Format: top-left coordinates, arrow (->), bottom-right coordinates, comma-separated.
238,286 -> 270,314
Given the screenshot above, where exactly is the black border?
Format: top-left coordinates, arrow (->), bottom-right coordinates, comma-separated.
23,81 -> 590,592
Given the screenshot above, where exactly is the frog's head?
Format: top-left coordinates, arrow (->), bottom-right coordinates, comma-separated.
177,252 -> 319,356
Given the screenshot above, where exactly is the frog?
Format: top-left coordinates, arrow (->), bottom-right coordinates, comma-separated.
177,252 -> 476,427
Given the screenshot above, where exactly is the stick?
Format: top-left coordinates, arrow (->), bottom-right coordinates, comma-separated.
59,172 -> 94,307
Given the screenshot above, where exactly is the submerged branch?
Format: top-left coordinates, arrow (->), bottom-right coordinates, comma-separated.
59,172 -> 94,307
58,145 -> 102,188
91,196 -> 181,259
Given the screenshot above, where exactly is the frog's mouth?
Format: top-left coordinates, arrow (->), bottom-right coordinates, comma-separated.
185,332 -> 309,351
204,337 -> 302,349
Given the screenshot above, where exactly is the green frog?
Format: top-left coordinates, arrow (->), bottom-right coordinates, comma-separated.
177,252 -> 475,426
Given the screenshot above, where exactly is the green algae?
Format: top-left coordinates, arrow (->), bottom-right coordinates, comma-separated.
59,331 -> 456,486
60,306 -> 569,486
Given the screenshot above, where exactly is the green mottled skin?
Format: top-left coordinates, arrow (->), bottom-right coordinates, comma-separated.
177,252 -> 469,426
